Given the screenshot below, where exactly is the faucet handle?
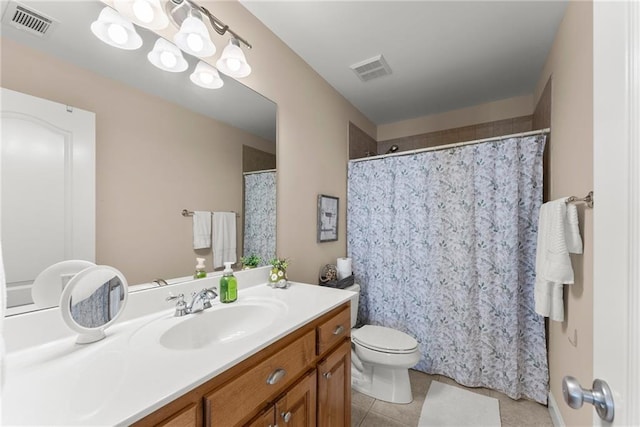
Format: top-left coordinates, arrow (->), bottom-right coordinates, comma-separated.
166,293 -> 184,302
166,293 -> 187,317
201,288 -> 218,309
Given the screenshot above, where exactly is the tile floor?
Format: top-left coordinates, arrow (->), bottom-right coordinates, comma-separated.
351,370 -> 554,427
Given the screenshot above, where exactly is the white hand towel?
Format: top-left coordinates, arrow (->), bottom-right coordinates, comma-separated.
192,211 -> 212,250
213,212 -> 237,269
534,199 -> 583,321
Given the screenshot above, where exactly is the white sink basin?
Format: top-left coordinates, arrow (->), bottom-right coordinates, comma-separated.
161,302 -> 282,350
130,297 -> 287,351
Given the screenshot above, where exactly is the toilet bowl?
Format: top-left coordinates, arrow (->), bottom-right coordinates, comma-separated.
345,284 -> 421,404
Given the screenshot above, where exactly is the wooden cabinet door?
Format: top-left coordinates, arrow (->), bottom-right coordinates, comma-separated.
246,407 -> 276,427
274,370 -> 317,427
317,340 -> 351,427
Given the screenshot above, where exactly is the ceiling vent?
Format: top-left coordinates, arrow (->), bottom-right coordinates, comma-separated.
350,54 -> 392,82
2,1 -> 57,38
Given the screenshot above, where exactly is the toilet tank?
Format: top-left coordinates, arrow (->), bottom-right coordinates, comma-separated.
344,284 -> 360,327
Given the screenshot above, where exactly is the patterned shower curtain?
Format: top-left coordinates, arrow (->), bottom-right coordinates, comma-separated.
243,171 -> 276,265
347,135 -> 549,404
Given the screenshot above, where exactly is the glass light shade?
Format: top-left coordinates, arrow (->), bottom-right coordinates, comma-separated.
174,16 -> 216,58
216,39 -> 251,78
91,7 -> 142,50
113,0 -> 169,30
147,38 -> 188,72
190,61 -> 224,89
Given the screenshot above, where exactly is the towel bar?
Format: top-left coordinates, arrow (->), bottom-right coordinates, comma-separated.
566,191 -> 593,208
182,209 -> 240,217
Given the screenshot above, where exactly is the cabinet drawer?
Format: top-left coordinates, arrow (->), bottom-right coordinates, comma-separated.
204,330 -> 315,427
316,306 -> 350,356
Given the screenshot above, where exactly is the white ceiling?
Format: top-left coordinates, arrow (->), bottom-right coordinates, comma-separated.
240,0 -> 568,125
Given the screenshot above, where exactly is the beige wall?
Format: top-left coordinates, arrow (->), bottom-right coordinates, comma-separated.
533,2 -> 594,425
378,115 -> 534,154
185,1 -> 376,283
377,94 -> 533,141
1,37 -> 275,285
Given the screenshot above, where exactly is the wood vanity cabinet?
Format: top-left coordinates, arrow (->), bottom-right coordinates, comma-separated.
247,370 -> 317,427
317,340 -> 351,427
135,302 -> 351,427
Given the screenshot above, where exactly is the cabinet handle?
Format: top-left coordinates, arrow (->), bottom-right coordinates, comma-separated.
323,372 -> 332,379
333,325 -> 345,335
281,411 -> 292,423
266,368 -> 286,385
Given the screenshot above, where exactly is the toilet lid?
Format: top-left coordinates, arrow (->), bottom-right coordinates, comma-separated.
352,325 -> 418,354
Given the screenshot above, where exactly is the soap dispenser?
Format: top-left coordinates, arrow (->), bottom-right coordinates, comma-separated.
219,262 -> 237,303
194,258 -> 207,279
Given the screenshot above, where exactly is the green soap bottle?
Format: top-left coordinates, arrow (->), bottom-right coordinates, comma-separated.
219,261 -> 237,303
194,258 -> 207,279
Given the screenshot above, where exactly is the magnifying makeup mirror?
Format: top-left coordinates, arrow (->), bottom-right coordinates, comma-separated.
60,265 -> 128,344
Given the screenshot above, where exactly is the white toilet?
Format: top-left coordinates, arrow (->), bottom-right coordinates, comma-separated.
345,284 -> 421,404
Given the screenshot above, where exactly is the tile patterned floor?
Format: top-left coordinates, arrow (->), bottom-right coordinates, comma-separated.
352,370 -> 554,427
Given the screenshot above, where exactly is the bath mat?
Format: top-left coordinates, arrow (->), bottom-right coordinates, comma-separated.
418,381 -> 501,427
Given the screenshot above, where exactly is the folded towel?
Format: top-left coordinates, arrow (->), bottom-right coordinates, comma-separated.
534,199 -> 583,321
564,203 -> 583,254
213,212 -> 237,269
192,211 -> 212,250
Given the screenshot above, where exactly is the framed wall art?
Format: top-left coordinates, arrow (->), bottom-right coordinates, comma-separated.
317,194 -> 339,242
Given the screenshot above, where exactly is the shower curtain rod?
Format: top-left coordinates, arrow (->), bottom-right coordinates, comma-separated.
350,128 -> 551,163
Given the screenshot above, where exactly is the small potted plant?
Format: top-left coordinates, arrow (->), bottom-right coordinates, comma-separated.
240,254 -> 262,270
269,257 -> 290,287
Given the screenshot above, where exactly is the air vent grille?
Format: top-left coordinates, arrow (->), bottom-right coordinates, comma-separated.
350,55 -> 392,82
2,2 -> 56,38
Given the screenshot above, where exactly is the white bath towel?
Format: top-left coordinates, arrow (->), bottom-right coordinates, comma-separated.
213,212 -> 237,269
534,199 -> 583,321
192,211 -> 212,249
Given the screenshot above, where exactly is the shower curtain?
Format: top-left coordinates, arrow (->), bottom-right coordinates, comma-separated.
243,171 -> 276,265
347,135 -> 548,404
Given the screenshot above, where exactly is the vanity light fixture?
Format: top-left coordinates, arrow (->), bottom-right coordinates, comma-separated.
173,14 -> 216,57
167,0 -> 252,77
113,0 -> 169,30
147,38 -> 188,72
216,38 -> 251,78
91,0 -> 253,81
190,61 -> 224,89
90,6 -> 142,50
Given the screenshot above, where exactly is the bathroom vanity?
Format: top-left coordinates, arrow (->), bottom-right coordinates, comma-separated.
135,303 -> 351,426
2,267 -> 352,426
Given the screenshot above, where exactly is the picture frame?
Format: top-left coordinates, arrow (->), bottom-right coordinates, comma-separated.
317,194 -> 339,242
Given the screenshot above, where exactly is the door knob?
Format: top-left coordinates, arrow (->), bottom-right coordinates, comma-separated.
562,376 -> 614,422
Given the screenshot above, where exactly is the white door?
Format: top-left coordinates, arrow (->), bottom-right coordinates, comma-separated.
0,88 -> 95,307
592,1 -> 639,426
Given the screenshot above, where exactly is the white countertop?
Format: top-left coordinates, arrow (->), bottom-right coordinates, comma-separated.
2,275 -> 353,426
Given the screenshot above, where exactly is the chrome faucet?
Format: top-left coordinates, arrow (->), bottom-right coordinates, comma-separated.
166,288 -> 218,317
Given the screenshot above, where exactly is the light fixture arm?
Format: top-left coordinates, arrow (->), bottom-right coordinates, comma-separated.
181,0 -> 252,49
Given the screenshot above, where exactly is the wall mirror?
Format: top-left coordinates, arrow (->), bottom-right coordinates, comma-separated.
1,0 -> 277,315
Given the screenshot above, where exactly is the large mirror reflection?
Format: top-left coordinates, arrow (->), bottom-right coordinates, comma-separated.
1,0 -> 277,314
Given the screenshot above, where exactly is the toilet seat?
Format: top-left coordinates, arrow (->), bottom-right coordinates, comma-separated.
352,325 -> 418,354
